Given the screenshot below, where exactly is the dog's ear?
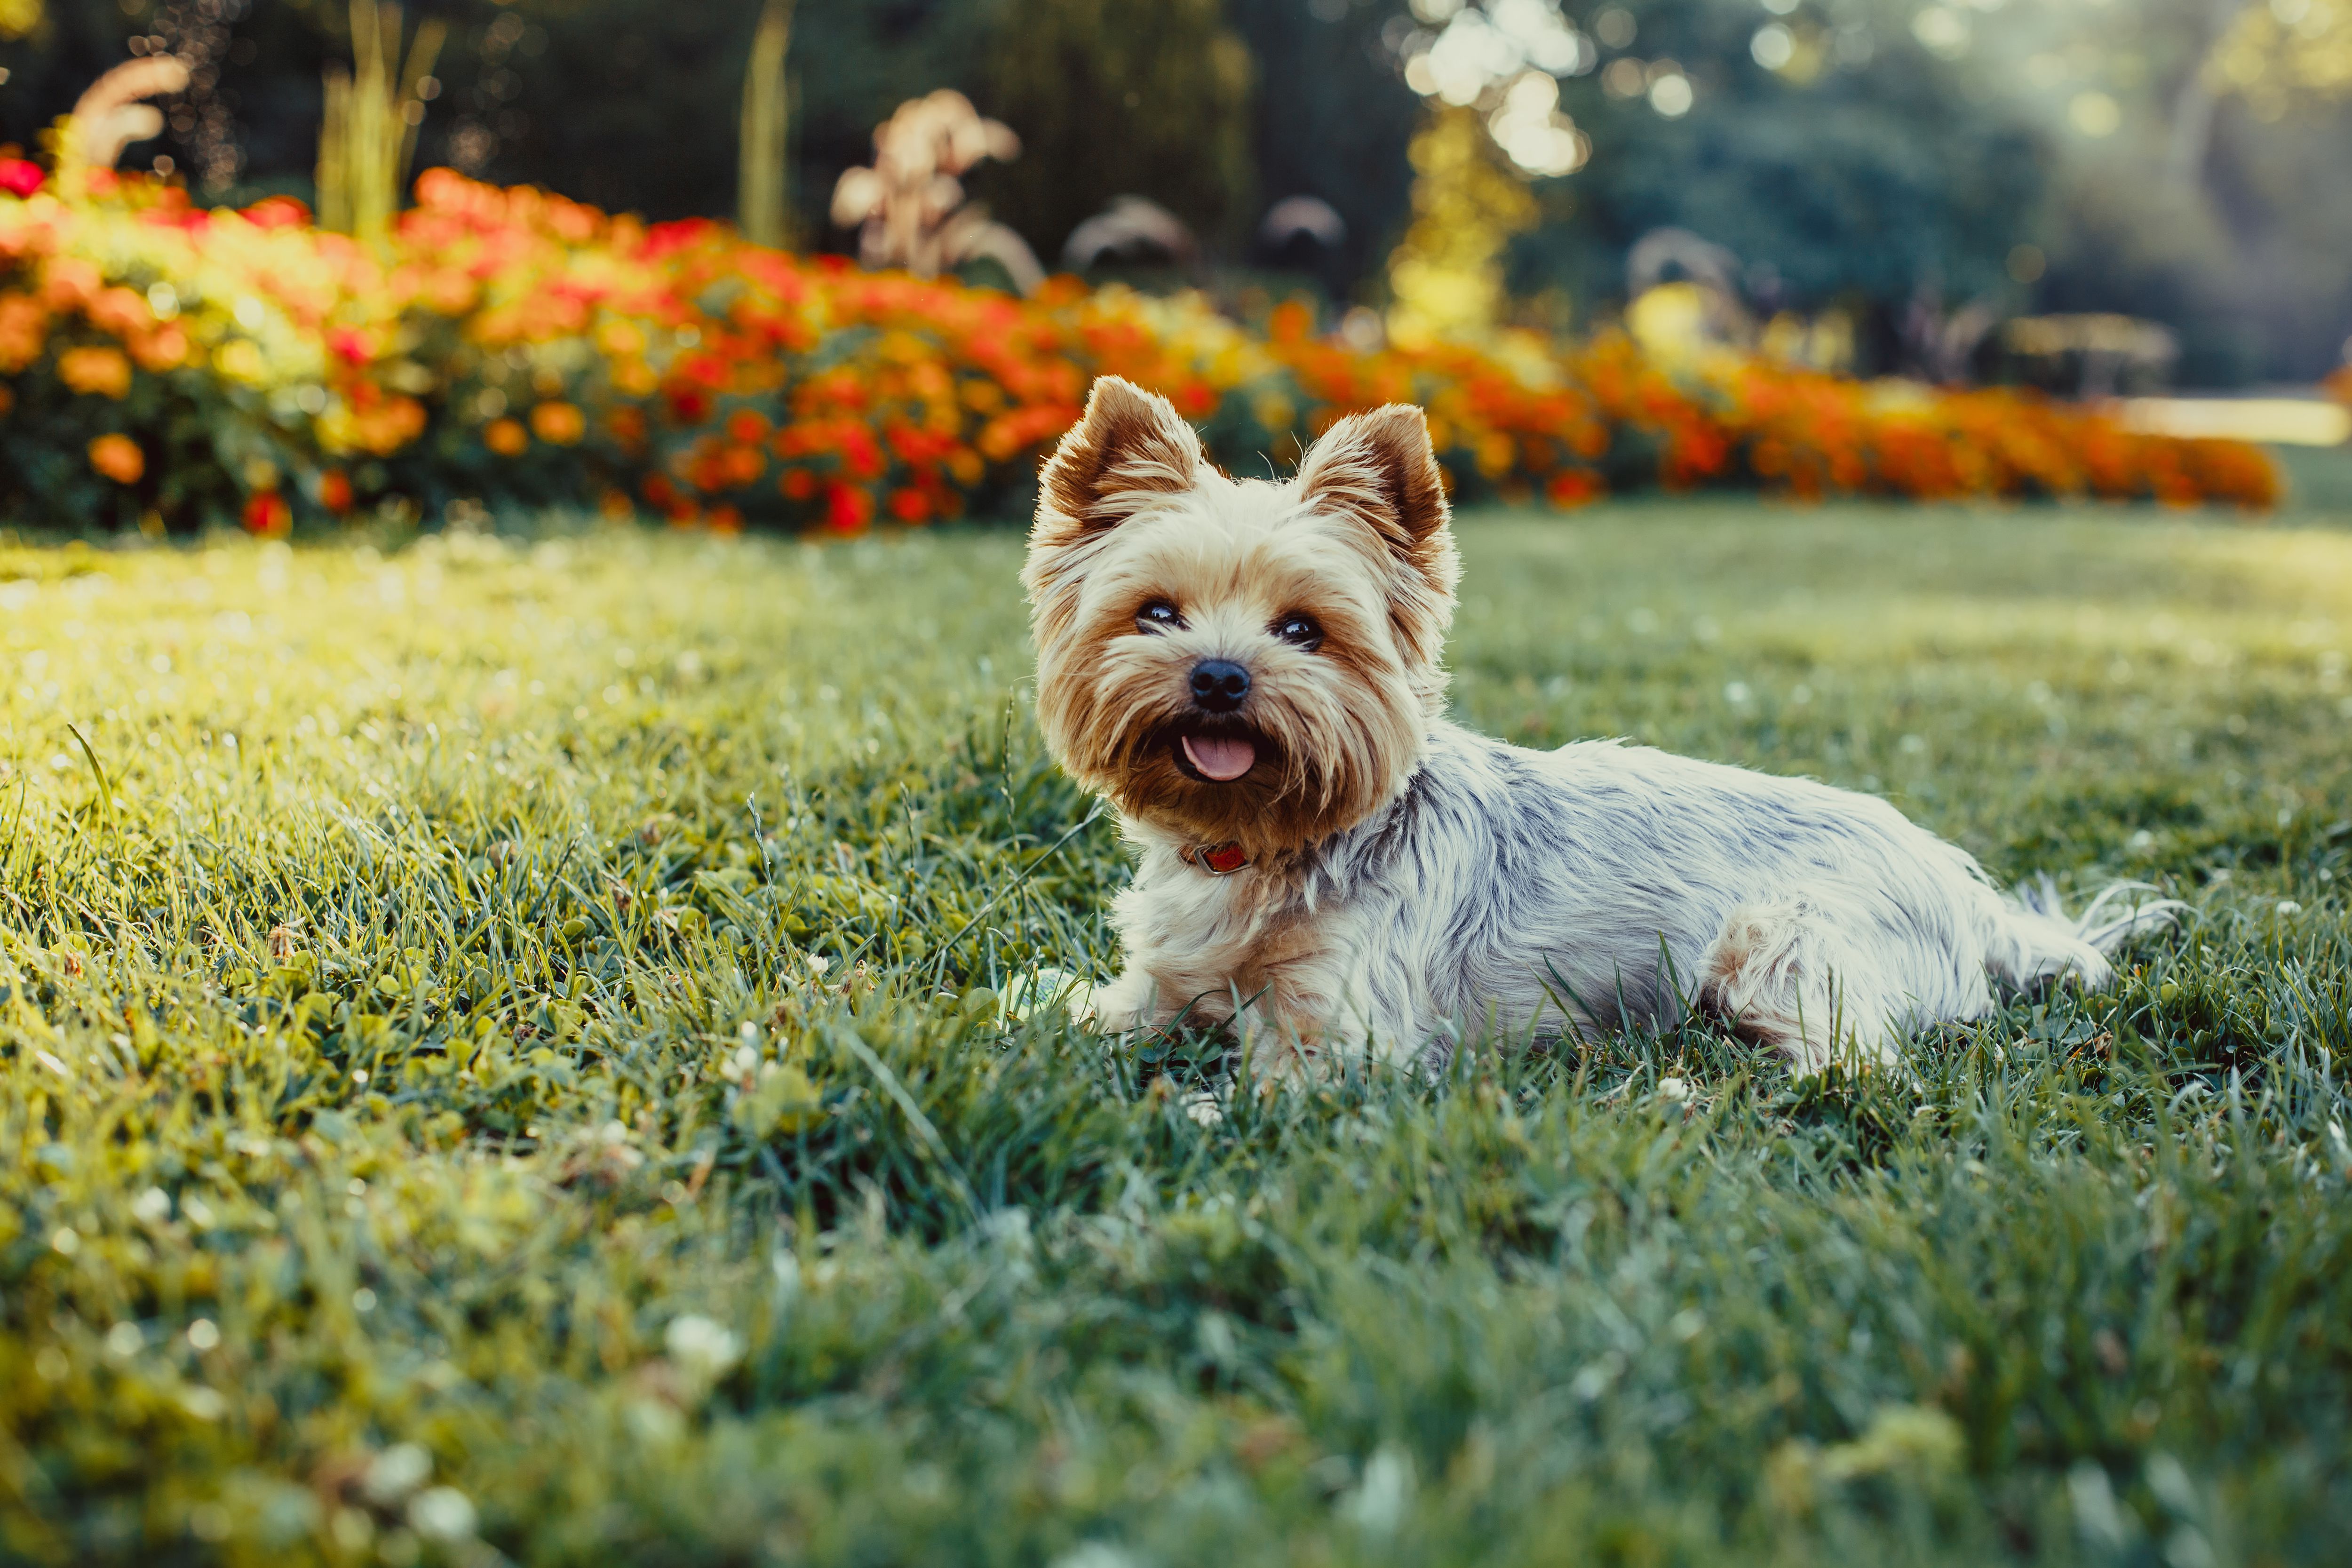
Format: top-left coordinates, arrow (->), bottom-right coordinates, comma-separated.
1033,377 -> 1208,548
1296,406 -> 1460,652
1297,404 -> 1453,567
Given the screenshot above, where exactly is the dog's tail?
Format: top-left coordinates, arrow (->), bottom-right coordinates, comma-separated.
1984,876 -> 2185,992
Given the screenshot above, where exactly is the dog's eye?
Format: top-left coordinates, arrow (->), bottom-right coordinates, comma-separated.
1137,600 -> 1184,632
1272,613 -> 1323,651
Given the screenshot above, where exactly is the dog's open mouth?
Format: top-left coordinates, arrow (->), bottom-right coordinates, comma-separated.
1173,727 -> 1263,783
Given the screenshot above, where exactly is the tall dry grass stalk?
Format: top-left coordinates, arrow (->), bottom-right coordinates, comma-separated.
738,0 -> 795,249
54,56 -> 190,192
317,0 -> 444,242
830,91 -> 1043,294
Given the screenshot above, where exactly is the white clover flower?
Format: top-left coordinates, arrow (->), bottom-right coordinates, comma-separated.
665,1313 -> 744,1384
407,1486 -> 478,1542
362,1442 -> 433,1504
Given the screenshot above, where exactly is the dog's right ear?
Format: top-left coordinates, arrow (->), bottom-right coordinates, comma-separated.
1032,377 -> 1207,549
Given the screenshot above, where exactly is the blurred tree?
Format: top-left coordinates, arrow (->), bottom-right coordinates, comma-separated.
6,0 -> 2341,380
1385,105 -> 1535,342
0,0 -> 998,226
2209,0 -> 2352,114
1937,0 -> 2352,381
978,0 -> 1254,261
1602,2 -> 2035,319
1226,0 -> 1421,298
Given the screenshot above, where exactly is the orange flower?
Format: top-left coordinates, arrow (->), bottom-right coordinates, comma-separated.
530,400 -> 586,445
59,346 -> 133,399
128,325 -> 189,372
721,444 -> 765,486
87,433 -> 145,485
0,294 -> 46,373
40,259 -> 102,312
0,166 -> 2278,535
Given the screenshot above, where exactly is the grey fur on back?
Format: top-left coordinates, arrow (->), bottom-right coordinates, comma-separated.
1235,723 -> 2178,1066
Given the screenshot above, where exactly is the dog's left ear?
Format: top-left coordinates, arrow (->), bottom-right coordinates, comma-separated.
1297,406 -> 1460,651
1032,376 -> 1208,550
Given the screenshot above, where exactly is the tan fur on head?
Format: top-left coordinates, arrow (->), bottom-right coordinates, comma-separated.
1024,377 -> 1458,861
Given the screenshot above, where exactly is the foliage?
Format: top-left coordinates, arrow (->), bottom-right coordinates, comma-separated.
1395,0 -> 2051,328
8,0 -> 2347,384
2,507 -> 2351,1562
0,168 -> 2281,536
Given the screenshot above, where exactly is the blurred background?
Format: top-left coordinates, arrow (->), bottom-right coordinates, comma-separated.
3,0 -> 2346,391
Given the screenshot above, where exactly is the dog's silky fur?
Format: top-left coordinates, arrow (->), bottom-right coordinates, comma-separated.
1025,377 -> 2178,1074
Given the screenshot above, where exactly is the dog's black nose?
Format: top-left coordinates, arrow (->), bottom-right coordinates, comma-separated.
1188,659 -> 1251,712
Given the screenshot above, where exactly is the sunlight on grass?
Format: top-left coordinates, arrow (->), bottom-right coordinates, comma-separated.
2,506 -> 2348,1565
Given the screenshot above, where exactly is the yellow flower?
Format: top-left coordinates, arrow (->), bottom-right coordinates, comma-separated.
58,345 -> 133,398
530,401 -> 586,445
213,339 -> 267,385
1476,430 -> 1517,478
87,433 -> 144,484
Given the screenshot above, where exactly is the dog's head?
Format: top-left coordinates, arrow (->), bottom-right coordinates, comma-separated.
1023,376 -> 1459,858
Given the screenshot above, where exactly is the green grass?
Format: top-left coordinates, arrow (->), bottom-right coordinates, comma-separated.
3,503 -> 2350,1567
2271,443 -> 2352,520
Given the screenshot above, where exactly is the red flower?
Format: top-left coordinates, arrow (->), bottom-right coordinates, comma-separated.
823,481 -> 874,536
0,159 -> 43,198
243,196 -> 312,230
243,491 -> 291,537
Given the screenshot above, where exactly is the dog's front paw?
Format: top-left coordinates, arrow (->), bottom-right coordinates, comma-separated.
1085,969 -> 1157,1035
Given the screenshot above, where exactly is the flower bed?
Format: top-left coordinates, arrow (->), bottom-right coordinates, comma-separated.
0,165 -> 2279,535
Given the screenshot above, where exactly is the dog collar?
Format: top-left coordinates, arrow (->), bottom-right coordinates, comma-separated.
1179,842 -> 1250,876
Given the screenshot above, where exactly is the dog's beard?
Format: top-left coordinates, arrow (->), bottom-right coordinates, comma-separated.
1040,663 -> 1418,858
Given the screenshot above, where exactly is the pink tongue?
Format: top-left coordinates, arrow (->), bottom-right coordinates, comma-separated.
1182,733 -> 1257,781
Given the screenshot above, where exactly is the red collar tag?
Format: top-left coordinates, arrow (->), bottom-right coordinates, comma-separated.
1182,842 -> 1250,876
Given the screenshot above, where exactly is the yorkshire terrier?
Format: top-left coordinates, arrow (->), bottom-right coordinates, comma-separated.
1024,377 -> 2177,1076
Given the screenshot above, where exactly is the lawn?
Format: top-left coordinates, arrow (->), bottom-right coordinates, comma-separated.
3,502 -> 2350,1567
